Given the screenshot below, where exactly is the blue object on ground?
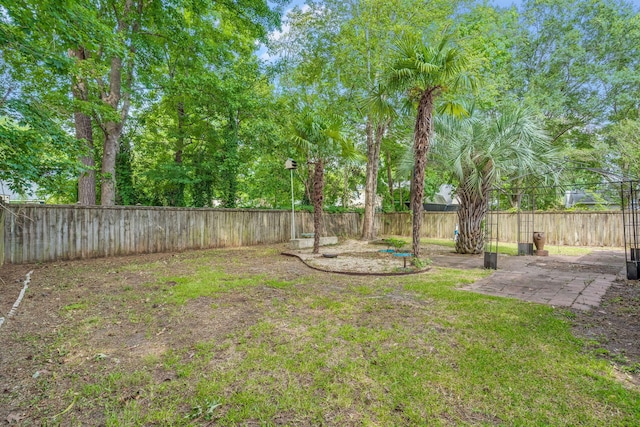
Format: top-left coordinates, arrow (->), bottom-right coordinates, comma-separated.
378,249 -> 396,253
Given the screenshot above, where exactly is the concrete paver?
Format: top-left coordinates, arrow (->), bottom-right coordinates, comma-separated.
441,250 -> 626,311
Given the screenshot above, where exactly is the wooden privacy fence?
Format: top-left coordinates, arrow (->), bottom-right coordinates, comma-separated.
0,205 -> 625,265
378,211 -> 625,247
2,205 -> 360,265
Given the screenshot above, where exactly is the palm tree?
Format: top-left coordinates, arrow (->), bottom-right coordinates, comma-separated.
388,33 -> 473,257
291,104 -> 352,254
432,107 -> 557,254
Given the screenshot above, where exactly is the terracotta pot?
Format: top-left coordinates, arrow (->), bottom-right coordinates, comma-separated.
533,232 -> 546,251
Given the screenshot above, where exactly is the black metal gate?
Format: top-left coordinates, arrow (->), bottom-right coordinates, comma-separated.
621,180 -> 640,280
484,180 -> 639,280
517,192 -> 535,256
483,188 -> 499,270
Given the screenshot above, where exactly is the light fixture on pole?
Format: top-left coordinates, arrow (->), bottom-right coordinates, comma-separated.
285,158 -> 297,240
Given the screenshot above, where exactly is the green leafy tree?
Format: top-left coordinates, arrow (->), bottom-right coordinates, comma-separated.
2,0 -> 285,206
0,104 -> 82,199
511,0 -> 640,183
606,118 -> 640,180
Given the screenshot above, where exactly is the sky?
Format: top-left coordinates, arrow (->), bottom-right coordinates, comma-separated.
283,0 -> 640,13
261,0 -> 640,60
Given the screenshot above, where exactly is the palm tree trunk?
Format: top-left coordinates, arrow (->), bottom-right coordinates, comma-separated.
411,89 -> 436,257
455,183 -> 489,254
312,159 -> 324,254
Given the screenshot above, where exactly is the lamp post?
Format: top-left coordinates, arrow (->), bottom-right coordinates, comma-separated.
285,158 -> 297,240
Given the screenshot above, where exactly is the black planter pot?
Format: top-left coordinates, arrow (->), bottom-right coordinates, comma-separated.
518,243 -> 534,256
484,252 -> 497,270
627,261 -> 639,280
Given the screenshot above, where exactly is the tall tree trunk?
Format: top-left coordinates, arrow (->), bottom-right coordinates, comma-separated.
101,121 -> 121,205
99,0 -> 138,205
115,141 -> 136,205
455,182 -> 489,254
302,161 -> 313,205
361,118 -> 385,241
342,165 -> 349,208
70,47 -> 96,205
172,102 -> 186,206
76,111 -> 96,204
222,109 -> 239,208
312,159 -> 324,254
386,150 -> 394,210
411,88 -> 437,257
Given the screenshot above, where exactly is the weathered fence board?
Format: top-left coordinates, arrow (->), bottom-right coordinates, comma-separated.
1,205 -> 625,265
3,205 -> 362,264
377,211 -> 625,247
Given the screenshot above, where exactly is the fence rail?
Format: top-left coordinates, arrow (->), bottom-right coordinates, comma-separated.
1,205 -> 624,265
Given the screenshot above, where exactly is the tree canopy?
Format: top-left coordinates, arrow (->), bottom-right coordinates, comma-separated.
1,0 -> 638,231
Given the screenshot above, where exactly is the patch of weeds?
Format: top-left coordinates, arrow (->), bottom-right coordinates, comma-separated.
403,267 -> 491,298
14,332 -> 41,344
616,306 -> 637,315
127,310 -> 153,325
185,398 -> 221,421
161,268 -> 266,304
265,279 -> 294,289
162,351 -> 182,370
611,352 -> 629,365
94,353 -> 109,361
142,354 -> 161,368
558,309 -> 577,320
310,296 -> 343,311
353,285 -> 374,296
621,362 -> 640,374
592,347 -> 610,357
384,238 -> 408,251
118,260 -> 167,273
362,300 -> 376,313
61,302 -> 88,312
193,340 -> 216,358
411,257 -> 432,269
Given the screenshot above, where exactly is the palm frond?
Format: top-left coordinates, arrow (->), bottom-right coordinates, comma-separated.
431,106 -> 559,197
437,101 -> 469,118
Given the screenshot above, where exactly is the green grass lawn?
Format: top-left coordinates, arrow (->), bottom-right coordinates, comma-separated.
423,237 -> 595,256
14,246 -> 638,426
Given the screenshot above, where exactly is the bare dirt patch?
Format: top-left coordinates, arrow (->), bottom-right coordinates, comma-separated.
0,241 -> 638,424
572,278 -> 640,374
0,245 -> 393,424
